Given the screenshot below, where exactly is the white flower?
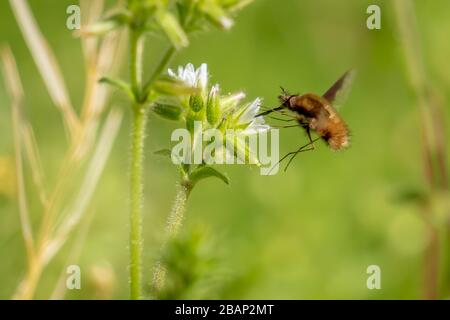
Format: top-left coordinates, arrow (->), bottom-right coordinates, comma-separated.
166,63 -> 270,135
168,63 -> 208,91
237,98 -> 261,125
242,116 -> 271,135
220,91 -> 246,113
234,98 -> 270,135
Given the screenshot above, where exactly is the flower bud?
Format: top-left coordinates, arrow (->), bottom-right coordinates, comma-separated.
189,94 -> 204,112
152,103 -> 183,121
199,0 -> 234,30
155,10 -> 189,49
206,85 -> 220,125
225,0 -> 254,13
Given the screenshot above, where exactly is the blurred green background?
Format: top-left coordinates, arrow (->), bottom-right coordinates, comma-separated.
1,0 -> 450,299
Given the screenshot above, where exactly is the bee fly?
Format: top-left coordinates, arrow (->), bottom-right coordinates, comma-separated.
259,70 -> 355,171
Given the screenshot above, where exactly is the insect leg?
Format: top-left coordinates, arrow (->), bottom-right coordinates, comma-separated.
267,136 -> 319,174
268,116 -> 296,122
283,135 -> 321,172
305,125 -> 314,145
267,150 -> 298,175
272,124 -> 303,129
283,143 -> 315,172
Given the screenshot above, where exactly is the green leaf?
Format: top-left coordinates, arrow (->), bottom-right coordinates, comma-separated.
99,77 -> 135,101
154,149 -> 172,157
189,166 -> 229,187
154,148 -> 188,177
80,12 -> 130,36
154,148 -> 186,168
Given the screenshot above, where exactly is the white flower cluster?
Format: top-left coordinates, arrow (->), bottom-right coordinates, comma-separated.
167,63 -> 270,135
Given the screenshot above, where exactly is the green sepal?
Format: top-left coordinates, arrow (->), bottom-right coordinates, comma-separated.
153,76 -> 200,96
152,103 -> 183,121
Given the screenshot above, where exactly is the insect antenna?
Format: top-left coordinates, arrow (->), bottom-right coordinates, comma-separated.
258,87 -> 296,117
280,86 -> 290,96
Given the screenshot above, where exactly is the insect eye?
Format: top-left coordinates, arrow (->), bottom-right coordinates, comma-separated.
285,95 -> 296,105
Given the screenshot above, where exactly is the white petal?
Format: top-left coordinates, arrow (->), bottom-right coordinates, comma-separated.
242,124 -> 271,135
220,17 -> 234,30
183,64 -> 195,85
209,84 -> 220,98
241,115 -> 270,135
185,63 -> 195,74
177,66 -> 184,77
168,68 -> 176,77
237,98 -> 262,125
221,92 -> 246,112
197,63 -> 208,90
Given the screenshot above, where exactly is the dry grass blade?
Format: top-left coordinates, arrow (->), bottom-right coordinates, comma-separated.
76,1 -> 126,160
5,1 -> 125,299
80,0 -> 104,64
22,123 -> 48,206
49,209 -> 95,300
9,0 -> 79,138
1,46 -> 24,100
393,0 -> 436,149
0,46 -> 35,260
73,29 -> 126,161
42,108 -> 123,265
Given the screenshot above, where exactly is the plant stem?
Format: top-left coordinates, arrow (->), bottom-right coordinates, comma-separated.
152,182 -> 192,294
393,0 -> 448,299
166,182 -> 192,239
129,105 -> 147,300
143,46 -> 176,96
130,29 -> 143,99
128,28 -> 177,300
128,27 -> 146,300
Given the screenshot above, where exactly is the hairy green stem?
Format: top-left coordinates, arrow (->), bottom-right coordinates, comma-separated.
129,106 -> 147,300
152,182 -> 192,294
128,27 -> 145,300
166,182 -> 192,239
128,28 -> 178,300
130,29 -> 143,99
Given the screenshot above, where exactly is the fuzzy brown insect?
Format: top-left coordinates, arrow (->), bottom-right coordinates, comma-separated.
259,70 -> 354,170
280,92 -> 350,150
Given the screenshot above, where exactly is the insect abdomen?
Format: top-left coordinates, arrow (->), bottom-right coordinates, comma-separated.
320,121 -> 349,150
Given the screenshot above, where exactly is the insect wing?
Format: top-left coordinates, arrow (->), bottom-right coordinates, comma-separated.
322,69 -> 355,109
